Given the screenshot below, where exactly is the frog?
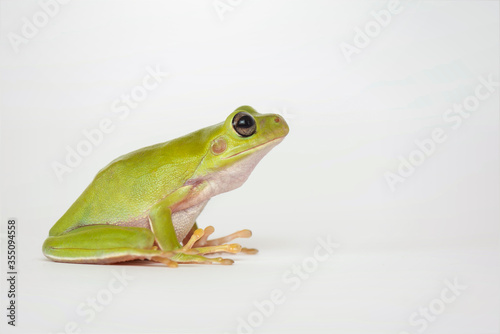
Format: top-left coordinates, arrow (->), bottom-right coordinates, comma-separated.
43,106 -> 289,267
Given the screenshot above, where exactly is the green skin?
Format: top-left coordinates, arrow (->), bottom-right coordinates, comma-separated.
43,106 -> 289,266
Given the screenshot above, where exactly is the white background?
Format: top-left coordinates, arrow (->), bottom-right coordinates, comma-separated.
1,1 -> 499,333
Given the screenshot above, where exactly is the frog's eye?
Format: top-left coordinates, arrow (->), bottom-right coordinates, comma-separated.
232,112 -> 256,137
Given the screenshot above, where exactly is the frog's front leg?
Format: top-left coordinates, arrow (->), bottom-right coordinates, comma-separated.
149,190 -> 239,265
183,223 -> 258,254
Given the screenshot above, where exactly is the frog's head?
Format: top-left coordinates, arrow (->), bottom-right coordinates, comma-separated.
193,106 -> 289,191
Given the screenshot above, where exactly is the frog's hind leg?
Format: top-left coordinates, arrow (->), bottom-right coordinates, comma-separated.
42,225 -> 177,267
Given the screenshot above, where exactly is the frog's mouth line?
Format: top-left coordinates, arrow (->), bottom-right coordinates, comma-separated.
222,136 -> 285,160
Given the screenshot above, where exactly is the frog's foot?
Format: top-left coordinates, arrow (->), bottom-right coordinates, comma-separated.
168,228 -> 237,265
170,253 -> 234,265
152,252 -> 233,266
148,246 -> 178,268
191,226 -> 258,255
151,254 -> 178,268
150,250 -> 233,267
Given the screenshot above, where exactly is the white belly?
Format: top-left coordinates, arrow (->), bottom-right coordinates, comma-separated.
171,200 -> 209,241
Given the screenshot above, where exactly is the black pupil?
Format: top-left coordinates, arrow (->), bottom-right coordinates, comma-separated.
238,116 -> 254,128
233,112 -> 256,137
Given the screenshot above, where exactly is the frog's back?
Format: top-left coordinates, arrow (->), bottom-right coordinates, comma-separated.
49,133 -> 210,236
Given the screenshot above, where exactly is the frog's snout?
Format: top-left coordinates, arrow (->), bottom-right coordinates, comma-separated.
271,114 -> 289,138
